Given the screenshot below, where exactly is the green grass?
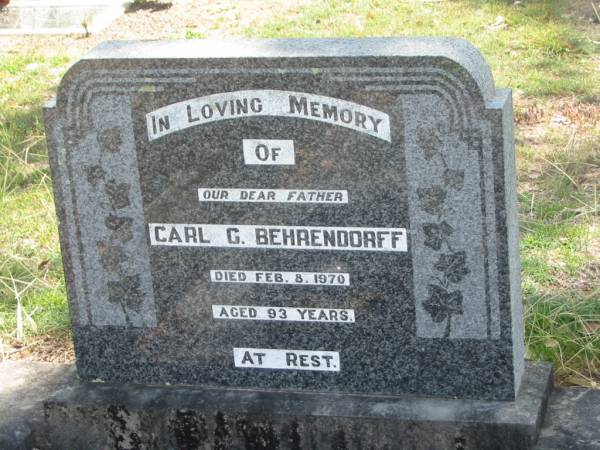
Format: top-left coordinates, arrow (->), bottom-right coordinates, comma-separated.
2,0 -> 600,384
185,30 -> 207,40
0,52 -> 70,344
517,125 -> 599,383
244,0 -> 600,99
525,290 -> 600,386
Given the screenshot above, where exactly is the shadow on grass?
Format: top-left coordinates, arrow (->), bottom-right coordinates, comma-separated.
462,0 -> 568,20
125,1 -> 173,14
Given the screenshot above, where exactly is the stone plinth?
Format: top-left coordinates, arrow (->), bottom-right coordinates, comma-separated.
42,362 -> 553,450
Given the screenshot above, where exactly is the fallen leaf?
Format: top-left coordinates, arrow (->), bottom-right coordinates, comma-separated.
583,322 -> 600,334
564,375 -> 595,388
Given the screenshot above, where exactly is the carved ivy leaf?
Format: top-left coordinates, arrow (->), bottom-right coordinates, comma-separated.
107,274 -> 143,311
417,186 -> 446,216
96,241 -> 126,270
416,127 -> 443,160
85,165 -> 105,185
97,127 -> 122,153
423,221 -> 454,251
443,168 -> 465,190
105,215 -> 134,243
423,284 -> 463,323
105,180 -> 131,210
434,251 -> 470,283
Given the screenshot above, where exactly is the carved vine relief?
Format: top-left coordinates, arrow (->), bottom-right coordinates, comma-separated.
416,127 -> 470,338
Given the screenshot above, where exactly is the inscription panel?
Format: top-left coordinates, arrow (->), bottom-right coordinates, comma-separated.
135,82 -> 415,393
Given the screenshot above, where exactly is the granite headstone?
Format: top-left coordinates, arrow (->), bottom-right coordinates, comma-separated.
45,38 -> 525,402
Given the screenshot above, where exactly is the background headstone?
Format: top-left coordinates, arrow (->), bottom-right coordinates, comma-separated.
0,0 -> 125,35
45,38 -> 524,400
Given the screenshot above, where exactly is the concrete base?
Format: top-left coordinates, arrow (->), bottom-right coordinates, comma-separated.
536,387 -> 600,449
6,360 -> 600,449
0,360 -> 77,450
35,362 -> 552,450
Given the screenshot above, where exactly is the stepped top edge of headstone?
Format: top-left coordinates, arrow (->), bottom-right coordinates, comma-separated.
68,37 -> 497,103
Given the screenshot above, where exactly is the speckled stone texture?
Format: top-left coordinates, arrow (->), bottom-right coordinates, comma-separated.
45,38 -> 525,401
41,362 -> 553,450
536,387 -> 600,450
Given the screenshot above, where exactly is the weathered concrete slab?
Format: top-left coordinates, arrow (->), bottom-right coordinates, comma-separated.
0,360 -> 76,449
40,362 -> 552,450
3,360 -> 598,449
536,387 -> 600,450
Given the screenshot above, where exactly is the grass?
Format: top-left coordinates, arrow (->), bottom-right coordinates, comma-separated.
185,30 -> 206,39
517,123 -> 600,385
525,291 -> 600,387
0,52 -> 70,356
242,0 -> 600,100
2,0 -> 600,384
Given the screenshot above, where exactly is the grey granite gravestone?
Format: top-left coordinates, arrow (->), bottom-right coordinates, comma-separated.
43,38 -> 552,449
